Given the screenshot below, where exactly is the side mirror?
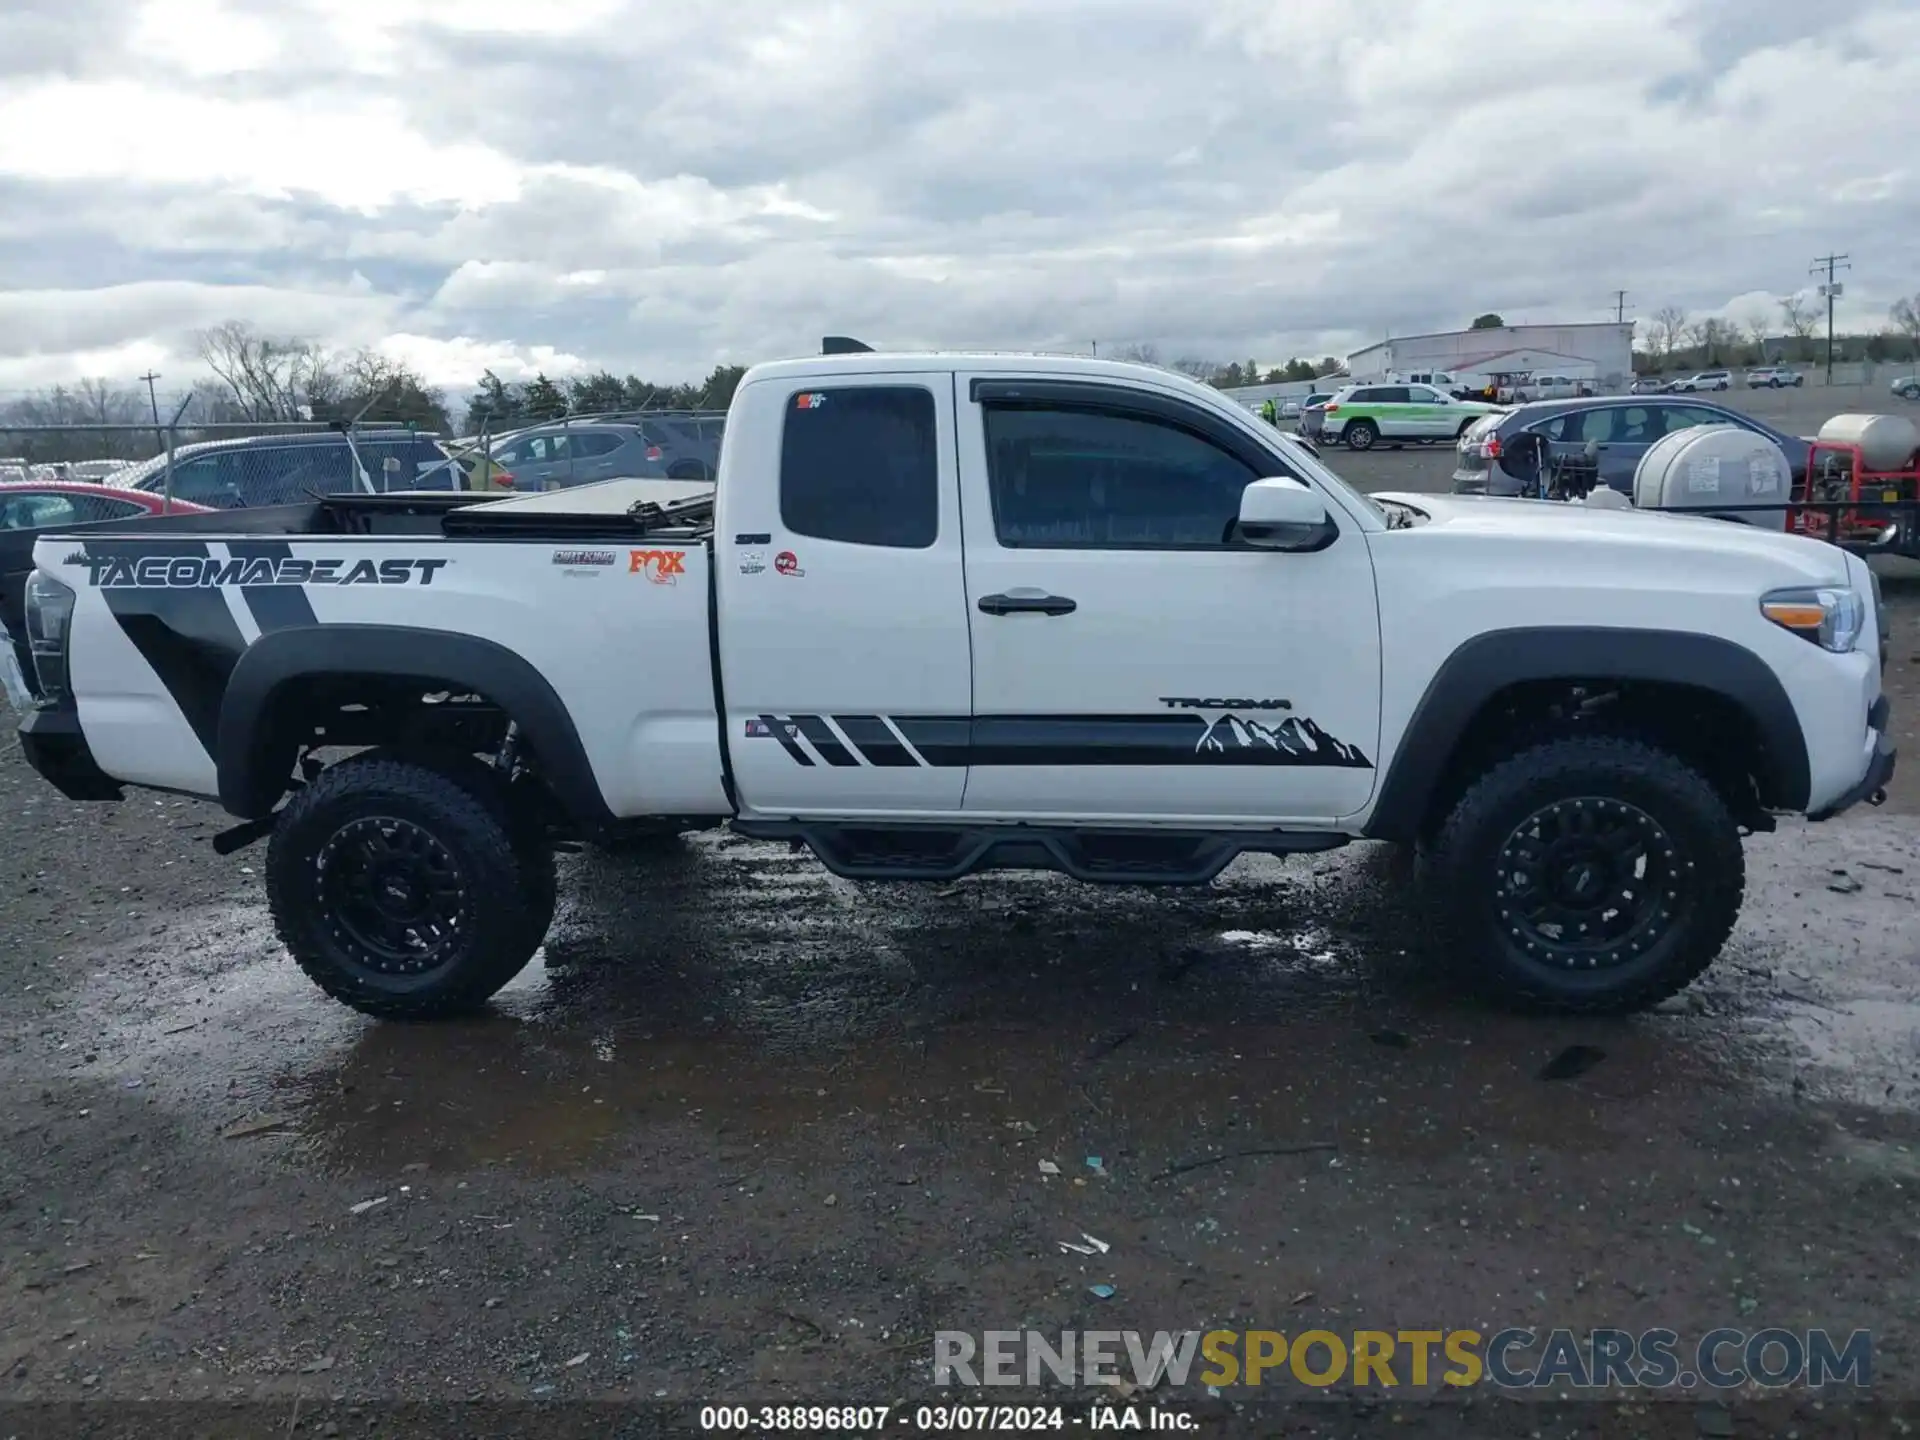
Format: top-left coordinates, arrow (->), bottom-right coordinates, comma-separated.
1238,477 -> 1336,551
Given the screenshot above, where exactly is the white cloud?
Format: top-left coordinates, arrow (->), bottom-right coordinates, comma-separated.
132,0 -> 278,76
374,333 -> 590,390
0,80 -> 524,211
0,0 -> 1916,395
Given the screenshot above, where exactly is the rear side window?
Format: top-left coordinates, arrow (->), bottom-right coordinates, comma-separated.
780,386 -> 937,548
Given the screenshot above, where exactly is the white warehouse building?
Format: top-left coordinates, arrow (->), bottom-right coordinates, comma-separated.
1348,322 -> 1635,390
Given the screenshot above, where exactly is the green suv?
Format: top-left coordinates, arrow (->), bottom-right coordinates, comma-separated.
1302,384 -> 1505,451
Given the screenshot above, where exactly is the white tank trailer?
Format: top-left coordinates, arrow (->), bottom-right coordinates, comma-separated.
1631,424 -> 1792,531
1816,413 -> 1920,473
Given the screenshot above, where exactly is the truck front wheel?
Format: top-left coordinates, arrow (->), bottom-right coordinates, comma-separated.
1424,736 -> 1744,1014
265,756 -> 556,1019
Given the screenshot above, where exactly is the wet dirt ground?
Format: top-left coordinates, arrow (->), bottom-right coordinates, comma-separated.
2,637 -> 1917,1435
3,491 -> 1917,1429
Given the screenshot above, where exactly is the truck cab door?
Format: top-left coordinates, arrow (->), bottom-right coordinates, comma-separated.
954,375 -> 1383,825
715,373 -> 971,817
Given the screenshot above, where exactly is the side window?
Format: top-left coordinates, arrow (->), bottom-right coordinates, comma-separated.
780,386 -> 937,548
165,456 -> 238,506
1409,386 -> 1444,404
1572,409 -> 1616,444
64,494 -> 143,523
0,494 -> 79,529
570,433 -> 620,458
493,435 -> 550,466
1373,387 -> 1411,404
982,405 -> 1261,549
1613,407 -> 1657,442
1660,406 -> 1724,435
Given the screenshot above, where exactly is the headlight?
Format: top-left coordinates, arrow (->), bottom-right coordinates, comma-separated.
1761,585 -> 1865,654
24,570 -> 76,701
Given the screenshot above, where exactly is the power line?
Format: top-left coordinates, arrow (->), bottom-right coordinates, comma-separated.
1809,253 -> 1851,383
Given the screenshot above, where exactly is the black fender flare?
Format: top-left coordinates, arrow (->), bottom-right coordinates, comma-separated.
1361,626 -> 1811,841
215,625 -> 614,827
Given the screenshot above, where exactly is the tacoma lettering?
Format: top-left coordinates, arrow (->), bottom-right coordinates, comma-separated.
1159,697 -> 1293,711
76,555 -> 451,588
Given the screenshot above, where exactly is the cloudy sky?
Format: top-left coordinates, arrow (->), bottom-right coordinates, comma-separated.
1,0 -> 1917,399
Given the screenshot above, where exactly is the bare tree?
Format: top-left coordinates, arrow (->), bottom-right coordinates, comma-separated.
1170,356 -> 1218,381
1688,317 -> 1733,366
1652,305 -> 1688,363
196,321 -> 333,422
0,380 -> 149,463
1779,294 -> 1817,361
1107,343 -> 1162,365
1743,309 -> 1772,361
1891,295 -> 1920,360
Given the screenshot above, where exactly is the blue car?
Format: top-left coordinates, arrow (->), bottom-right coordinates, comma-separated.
1453,397 -> 1810,498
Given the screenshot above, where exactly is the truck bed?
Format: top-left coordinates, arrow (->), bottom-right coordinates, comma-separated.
31,477 -> 729,821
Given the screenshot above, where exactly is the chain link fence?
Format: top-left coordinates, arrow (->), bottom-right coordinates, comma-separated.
0,421 -> 466,513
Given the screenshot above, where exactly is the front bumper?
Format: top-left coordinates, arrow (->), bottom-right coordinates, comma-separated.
18,705 -> 124,802
1808,695 -> 1896,822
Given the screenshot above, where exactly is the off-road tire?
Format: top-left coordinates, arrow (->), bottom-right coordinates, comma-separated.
1423,736 -> 1744,1014
266,755 -> 556,1019
1344,419 -> 1379,451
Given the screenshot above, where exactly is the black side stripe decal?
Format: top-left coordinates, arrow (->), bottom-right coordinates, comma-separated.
831,715 -> 918,767
762,714 -> 1374,770
92,539 -> 246,758
791,714 -> 859,767
227,539 -> 320,634
759,714 -> 814,767
889,716 -> 971,768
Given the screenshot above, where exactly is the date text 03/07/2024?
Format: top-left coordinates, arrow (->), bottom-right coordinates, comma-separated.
698,1404 -> 1190,1431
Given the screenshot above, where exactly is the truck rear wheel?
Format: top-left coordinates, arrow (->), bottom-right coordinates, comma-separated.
1423,736 -> 1744,1014
266,756 -> 556,1020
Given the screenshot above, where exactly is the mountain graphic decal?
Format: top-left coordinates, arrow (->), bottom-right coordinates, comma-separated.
1195,714 -> 1372,768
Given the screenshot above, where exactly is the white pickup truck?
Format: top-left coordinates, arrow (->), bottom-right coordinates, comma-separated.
14,348 -> 1896,1020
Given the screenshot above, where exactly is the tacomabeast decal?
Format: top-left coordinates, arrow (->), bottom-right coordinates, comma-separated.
69,554 -> 450,588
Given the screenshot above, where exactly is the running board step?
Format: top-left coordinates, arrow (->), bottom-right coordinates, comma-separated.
729,820 -> 1347,885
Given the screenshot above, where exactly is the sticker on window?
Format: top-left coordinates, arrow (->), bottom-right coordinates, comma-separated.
795,393 -> 827,410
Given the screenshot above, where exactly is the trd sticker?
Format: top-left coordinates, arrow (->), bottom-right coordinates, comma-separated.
795,393 -> 827,409
69,554 -> 450,588
734,532 -> 772,545
552,549 -> 617,567
629,548 -> 688,584
774,550 -> 803,577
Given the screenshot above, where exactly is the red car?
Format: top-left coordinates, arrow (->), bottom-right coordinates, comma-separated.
2,482 -> 213,708
0,480 -> 212,530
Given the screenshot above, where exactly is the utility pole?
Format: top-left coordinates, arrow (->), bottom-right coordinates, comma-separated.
1612,290 -> 1630,324
1809,253 -> 1850,383
140,371 -> 164,460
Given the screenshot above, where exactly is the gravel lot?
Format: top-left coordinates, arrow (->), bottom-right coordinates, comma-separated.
3,407 -> 1917,1431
